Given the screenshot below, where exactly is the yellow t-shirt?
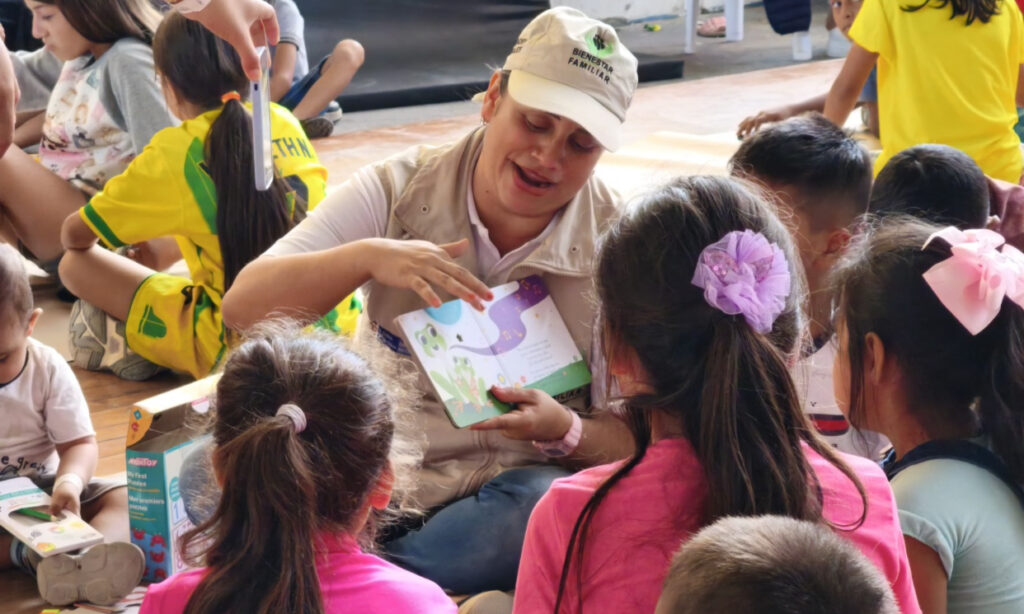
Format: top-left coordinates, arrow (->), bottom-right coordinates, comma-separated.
851,0 -> 1024,182
80,102 -> 327,296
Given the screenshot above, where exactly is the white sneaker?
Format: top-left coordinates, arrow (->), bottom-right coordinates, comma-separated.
792,31 -> 813,61
827,27 -> 851,57
36,542 -> 145,606
68,299 -> 165,381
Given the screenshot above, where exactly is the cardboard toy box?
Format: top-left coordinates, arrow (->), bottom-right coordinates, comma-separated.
126,374 -> 219,583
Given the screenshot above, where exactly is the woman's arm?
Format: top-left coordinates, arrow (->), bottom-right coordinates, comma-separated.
824,44 -> 878,128
223,237 -> 492,331
904,536 -> 948,614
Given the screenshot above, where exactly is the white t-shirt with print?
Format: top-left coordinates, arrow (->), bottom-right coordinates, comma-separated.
0,338 -> 94,480
791,341 -> 890,460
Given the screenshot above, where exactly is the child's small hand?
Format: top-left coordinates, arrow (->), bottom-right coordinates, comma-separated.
471,386 -> 575,442
737,106 -> 793,139
49,480 -> 82,518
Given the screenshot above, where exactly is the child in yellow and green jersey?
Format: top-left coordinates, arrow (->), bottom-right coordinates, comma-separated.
57,13 -> 360,380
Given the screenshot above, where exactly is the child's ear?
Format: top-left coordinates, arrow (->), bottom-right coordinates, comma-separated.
825,227 -> 853,256
369,462 -> 394,511
986,215 -> 1002,231
24,308 -> 43,337
480,71 -> 504,124
863,331 -> 887,386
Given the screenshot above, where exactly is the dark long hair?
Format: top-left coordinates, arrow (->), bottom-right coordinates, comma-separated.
901,0 -> 1000,24
554,176 -> 867,612
36,0 -> 160,45
833,217 -> 1024,482
152,13 -> 302,290
180,324 -> 396,614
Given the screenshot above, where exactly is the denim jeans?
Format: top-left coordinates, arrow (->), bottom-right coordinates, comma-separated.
382,465 -> 572,595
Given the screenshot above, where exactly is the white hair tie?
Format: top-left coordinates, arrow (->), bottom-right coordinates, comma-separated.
276,403 -> 307,434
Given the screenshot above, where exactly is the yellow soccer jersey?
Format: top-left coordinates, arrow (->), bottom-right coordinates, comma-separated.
851,0 -> 1024,182
80,102 -> 328,294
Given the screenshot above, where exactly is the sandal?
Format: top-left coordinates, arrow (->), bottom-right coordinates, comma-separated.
697,16 -> 726,38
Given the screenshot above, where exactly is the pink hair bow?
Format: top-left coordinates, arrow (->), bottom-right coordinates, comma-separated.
922,227 -> 1024,335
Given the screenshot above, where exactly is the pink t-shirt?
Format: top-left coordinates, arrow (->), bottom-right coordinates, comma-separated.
139,534 -> 456,614
514,438 -> 921,614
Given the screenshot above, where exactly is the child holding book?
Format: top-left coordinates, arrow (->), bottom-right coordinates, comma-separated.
512,176 -> 920,614
139,324 -> 455,614
0,244 -> 143,606
57,13 -> 358,380
831,220 -> 1024,612
823,0 -> 1024,182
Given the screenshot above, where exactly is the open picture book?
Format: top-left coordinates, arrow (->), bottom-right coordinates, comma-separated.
396,275 -> 591,428
0,476 -> 103,557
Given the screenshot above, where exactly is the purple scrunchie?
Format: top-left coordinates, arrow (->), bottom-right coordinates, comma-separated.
691,229 -> 792,333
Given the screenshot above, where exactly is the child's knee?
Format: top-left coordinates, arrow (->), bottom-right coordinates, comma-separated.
84,486 -> 129,521
332,39 -> 365,69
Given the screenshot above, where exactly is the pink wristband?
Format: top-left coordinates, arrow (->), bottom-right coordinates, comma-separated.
533,409 -> 582,458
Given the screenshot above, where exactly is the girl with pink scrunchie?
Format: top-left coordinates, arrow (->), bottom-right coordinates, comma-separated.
831,220 -> 1024,613
512,176 -> 921,614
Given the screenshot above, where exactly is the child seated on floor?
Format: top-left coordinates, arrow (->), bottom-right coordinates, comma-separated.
655,516 -> 899,614
56,13 -> 360,381
0,244 -> 143,607
139,324 -> 456,614
869,144 -> 1024,249
831,219 -> 1024,612
729,114 -> 887,459
267,0 -> 364,139
512,176 -> 920,614
737,0 -> 879,139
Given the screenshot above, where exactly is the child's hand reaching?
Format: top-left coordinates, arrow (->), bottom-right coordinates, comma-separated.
738,105 -> 795,139
49,473 -> 84,518
471,386 -> 575,442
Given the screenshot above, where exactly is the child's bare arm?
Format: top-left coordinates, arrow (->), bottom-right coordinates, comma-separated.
50,435 -> 99,516
270,43 -> 298,102
824,44 -> 877,128
13,111 -> 43,148
738,93 -> 827,139
61,210 -> 100,251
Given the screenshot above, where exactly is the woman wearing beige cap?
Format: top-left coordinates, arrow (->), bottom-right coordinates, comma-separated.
221,7 -> 639,594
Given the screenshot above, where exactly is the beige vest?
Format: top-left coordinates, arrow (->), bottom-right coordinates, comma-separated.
360,127 -> 620,508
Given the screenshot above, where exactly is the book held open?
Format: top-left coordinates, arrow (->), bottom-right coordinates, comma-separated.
396,275 -> 591,428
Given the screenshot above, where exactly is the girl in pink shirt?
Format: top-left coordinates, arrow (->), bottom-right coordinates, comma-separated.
139,325 -> 455,614
513,176 -> 920,614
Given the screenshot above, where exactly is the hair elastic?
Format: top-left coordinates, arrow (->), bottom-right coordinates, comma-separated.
276,403 -> 308,434
221,91 -> 241,104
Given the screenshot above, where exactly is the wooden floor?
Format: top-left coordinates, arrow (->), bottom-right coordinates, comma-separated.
0,59 -> 846,613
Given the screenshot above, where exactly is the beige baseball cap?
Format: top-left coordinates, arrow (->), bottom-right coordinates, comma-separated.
497,7 -> 639,151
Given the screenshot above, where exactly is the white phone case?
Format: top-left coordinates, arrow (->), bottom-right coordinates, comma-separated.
251,46 -> 273,192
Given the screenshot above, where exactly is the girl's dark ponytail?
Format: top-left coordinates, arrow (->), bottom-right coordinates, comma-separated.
902,0 -> 1000,25
979,305 -> 1024,482
184,411 -> 323,614
206,98 -> 299,290
554,177 -> 866,613
153,13 -> 304,291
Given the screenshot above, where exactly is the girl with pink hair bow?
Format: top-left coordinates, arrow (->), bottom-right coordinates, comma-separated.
832,219 -> 1024,614
512,176 -> 921,614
